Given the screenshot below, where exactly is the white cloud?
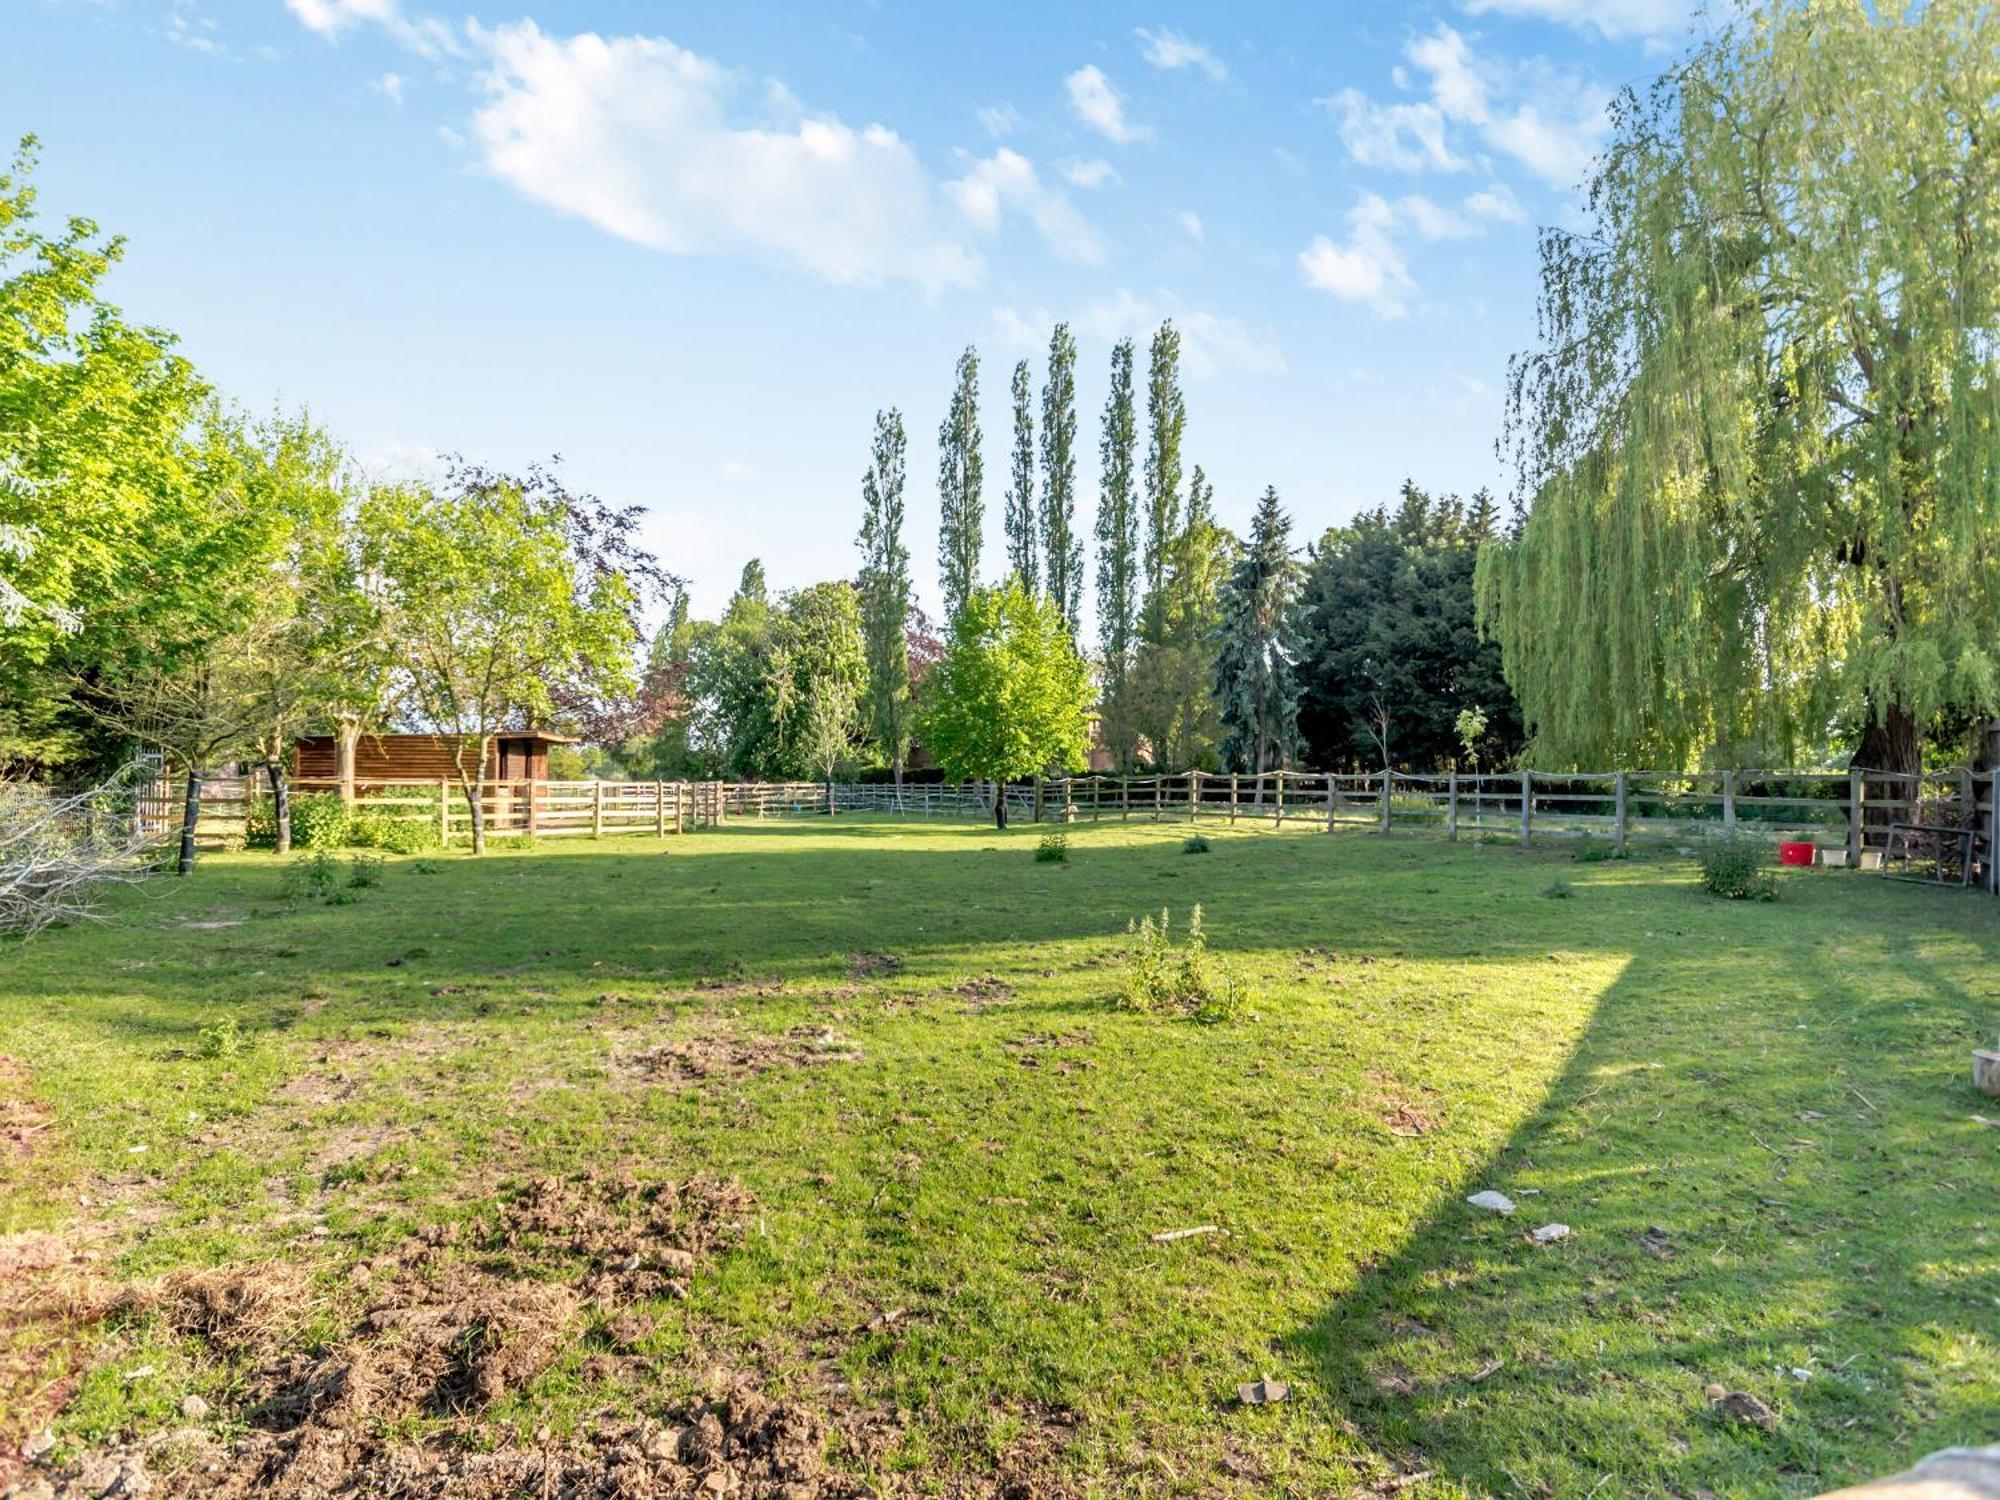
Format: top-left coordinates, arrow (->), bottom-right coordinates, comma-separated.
284,0 -> 456,57
465,21 -> 981,294
1326,24 -> 1611,188
1066,65 -> 1151,145
1134,26 -> 1226,81
1316,88 -> 1462,173
993,292 -> 1283,379
1460,0 -> 1695,40
720,458 -> 753,483
1177,210 -> 1204,244
1272,146 -> 1306,178
1059,158 -> 1119,189
165,5 -> 222,54
977,103 -> 1021,138
1464,182 -> 1526,222
946,149 -> 1107,265
370,70 -> 406,104
1299,195 -> 1414,317
1395,193 -> 1479,241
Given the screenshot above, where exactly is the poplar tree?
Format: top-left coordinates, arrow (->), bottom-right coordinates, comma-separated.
1003,359 -> 1038,594
1039,323 -> 1083,638
1094,338 -> 1140,766
1129,463 -> 1232,769
1141,321 -> 1185,638
856,408 -> 913,785
936,346 -> 983,627
1214,486 -> 1301,777
1478,0 -> 2000,777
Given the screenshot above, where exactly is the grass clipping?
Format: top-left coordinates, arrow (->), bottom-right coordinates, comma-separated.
1117,905 -> 1245,1024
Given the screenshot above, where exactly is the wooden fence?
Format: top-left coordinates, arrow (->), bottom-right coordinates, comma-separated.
140,765 -> 1998,893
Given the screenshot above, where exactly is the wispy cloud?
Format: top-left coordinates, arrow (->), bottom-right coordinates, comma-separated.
1066,65 -> 1152,145
1177,210 -> 1205,245
1460,0 -> 1696,40
946,149 -> 1107,266
976,103 -> 1021,139
1135,26 -> 1226,81
995,291 -> 1284,380
284,0 -> 458,58
1299,185 -> 1519,317
1059,158 -> 1120,189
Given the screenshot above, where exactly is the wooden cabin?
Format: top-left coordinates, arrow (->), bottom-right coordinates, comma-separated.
294,731 -> 575,797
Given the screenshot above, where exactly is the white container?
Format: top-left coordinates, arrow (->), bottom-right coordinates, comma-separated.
1817,847 -> 1848,867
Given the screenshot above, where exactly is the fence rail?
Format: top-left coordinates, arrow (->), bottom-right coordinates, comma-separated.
137,764 -> 1998,894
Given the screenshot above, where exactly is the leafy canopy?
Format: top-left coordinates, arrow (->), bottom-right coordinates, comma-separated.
919,578 -> 1090,784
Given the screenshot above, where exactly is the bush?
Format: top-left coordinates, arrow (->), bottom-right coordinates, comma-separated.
1573,839 -> 1625,863
347,853 -> 385,889
1543,878 -> 1573,899
1183,834 -> 1211,854
282,849 -> 342,903
1118,904 -> 1246,1024
1035,829 -> 1069,864
1697,836 -> 1777,900
290,793 -> 350,851
197,1016 -> 244,1060
351,813 -> 438,855
243,795 -> 276,850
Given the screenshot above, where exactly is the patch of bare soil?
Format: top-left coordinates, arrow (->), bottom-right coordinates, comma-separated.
629,1026 -> 861,1086
1365,1069 -> 1440,1139
948,976 -> 1014,1011
0,1056 -> 51,1160
1000,1033 -> 1094,1074
848,952 -> 903,980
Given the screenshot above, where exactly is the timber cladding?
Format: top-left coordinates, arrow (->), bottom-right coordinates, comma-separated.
293,734 -> 554,783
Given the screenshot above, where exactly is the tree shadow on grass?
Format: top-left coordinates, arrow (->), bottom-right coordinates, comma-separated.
1285,891 -> 2000,1497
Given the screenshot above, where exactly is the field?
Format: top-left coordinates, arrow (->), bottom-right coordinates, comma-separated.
2,817 -> 1997,1498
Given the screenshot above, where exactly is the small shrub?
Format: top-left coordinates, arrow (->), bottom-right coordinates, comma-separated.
1118,905 -> 1246,1024
290,793 -> 350,851
1543,878 -> 1573,899
351,813 -> 439,855
197,1016 -> 244,1060
1035,829 -> 1069,864
412,859 -> 443,876
1573,839 -> 1624,863
1697,835 -> 1777,900
281,849 -> 341,903
1183,834 -> 1211,854
243,795 -> 277,850
325,887 -> 363,906
347,854 -> 385,889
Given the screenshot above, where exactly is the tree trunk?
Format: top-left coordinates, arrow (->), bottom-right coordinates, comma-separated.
461,776 -> 487,855
1854,700 -> 1921,833
177,769 -> 201,876
892,759 -> 904,812
266,758 -> 292,854
334,715 -> 362,807
993,783 -> 1009,829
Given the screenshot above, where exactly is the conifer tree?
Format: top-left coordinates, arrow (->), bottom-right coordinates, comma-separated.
856,408 -> 914,785
1039,323 -> 1083,638
936,346 -> 983,627
1214,485 -> 1301,777
1003,359 -> 1038,594
1094,338 -> 1140,766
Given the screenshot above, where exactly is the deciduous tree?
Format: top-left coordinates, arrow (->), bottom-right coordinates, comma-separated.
1003,359 -> 1037,593
857,409 -> 914,787
1094,338 -> 1139,766
1039,324 -> 1083,638
937,347 -> 983,627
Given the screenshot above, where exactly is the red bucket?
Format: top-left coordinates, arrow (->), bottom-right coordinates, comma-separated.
1778,841 -> 1816,867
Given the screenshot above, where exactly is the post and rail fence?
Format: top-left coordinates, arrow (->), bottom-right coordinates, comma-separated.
136,764 -> 1998,895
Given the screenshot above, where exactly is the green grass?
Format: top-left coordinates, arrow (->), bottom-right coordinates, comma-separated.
3,817 -> 1997,1495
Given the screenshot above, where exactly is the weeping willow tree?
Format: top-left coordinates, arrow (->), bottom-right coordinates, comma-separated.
1477,0 -> 2000,776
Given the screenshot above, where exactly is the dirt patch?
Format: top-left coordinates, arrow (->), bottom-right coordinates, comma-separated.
143,1261 -> 319,1359
950,976 -> 1015,1011
1365,1069 -> 1440,1139
848,951 -> 903,980
0,1055 -> 51,1159
629,1025 -> 862,1086
1001,1033 -> 1094,1073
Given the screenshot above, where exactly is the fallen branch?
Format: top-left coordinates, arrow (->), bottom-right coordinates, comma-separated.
1151,1225 -> 1223,1243
0,769 -> 160,939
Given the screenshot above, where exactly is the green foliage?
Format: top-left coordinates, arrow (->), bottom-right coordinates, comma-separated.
289,793 -> 349,851
856,410 -> 914,774
1142,321 -> 1186,630
1299,484 -> 1519,772
350,814 -> 437,855
1003,359 -> 1038,594
771,581 -> 867,781
281,849 -> 341,902
1129,466 -> 1232,771
1573,839 -> 1623,864
1118,904 -> 1244,1024
195,1015 -> 243,1060
1095,338 -> 1141,765
346,853 -> 384,889
918,579 -> 1091,796
1182,834 -> 1210,854
1482,0 -> 2000,771
1039,322 -> 1083,637
243,795 -> 277,850
936,348 -> 983,628
1543,878 -> 1573,899
1034,828 -> 1069,864
1215,487 -> 1302,775
1697,836 -> 1777,901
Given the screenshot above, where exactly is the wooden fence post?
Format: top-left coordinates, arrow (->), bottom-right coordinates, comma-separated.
1034,778 -> 1045,824
1447,773 -> 1459,841
1229,773 -> 1239,824
1189,771 -> 1200,820
439,778 -> 451,848
1275,772 -> 1286,826
1722,769 -> 1737,833
590,780 -> 603,839
1988,770 -> 1999,893
1093,778 -> 1101,820
1154,777 -> 1163,822
1378,770 -> 1391,835
1122,779 -> 1130,822
653,781 -> 666,837
1614,771 -> 1628,856
1519,770 -> 1533,847
1325,773 -> 1337,833
1848,769 -> 1863,864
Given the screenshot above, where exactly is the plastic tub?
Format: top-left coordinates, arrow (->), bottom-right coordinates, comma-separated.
1778,840 -> 1816,867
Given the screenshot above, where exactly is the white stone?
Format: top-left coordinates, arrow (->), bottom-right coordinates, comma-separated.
1466,1190 -> 1515,1215
1530,1222 -> 1571,1244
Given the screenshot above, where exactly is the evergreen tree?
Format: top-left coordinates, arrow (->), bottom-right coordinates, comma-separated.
1039,323 -> 1083,638
1094,338 -> 1139,766
1129,464 -> 1232,769
856,408 -> 914,783
936,346 -> 983,626
1213,486 -> 1301,777
1141,321 -> 1185,638
1297,482 -> 1520,773
1003,359 -> 1038,594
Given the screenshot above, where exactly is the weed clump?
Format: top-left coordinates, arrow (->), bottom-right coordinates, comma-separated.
197,1015 -> 244,1059
1035,828 -> 1069,864
1543,878 -> 1573,899
1183,833 -> 1211,854
352,813 -> 439,855
1118,905 -> 1245,1024
1697,835 -> 1777,900
1573,839 -> 1626,863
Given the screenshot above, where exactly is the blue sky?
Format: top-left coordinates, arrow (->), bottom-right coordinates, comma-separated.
7,0 -> 1701,622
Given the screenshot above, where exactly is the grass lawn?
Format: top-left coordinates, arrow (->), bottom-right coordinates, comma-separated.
1,816 -> 1996,1497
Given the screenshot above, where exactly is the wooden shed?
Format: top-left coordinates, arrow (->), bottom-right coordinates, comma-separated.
294,731 -> 575,799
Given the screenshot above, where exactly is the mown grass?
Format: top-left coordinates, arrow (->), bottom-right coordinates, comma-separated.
2,816 -> 1996,1495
